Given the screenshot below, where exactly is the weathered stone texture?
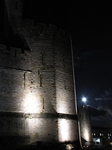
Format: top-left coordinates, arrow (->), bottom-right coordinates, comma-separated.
0,22 -> 78,145
79,106 -> 93,142
0,44 -> 31,112
0,44 -> 31,70
0,116 -> 58,144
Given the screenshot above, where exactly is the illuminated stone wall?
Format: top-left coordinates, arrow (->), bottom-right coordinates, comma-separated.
18,21 -> 77,115
0,1 -> 79,146
0,45 -> 31,112
79,106 -> 93,144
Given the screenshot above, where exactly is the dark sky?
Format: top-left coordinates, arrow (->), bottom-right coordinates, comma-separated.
71,1 -> 112,127
23,0 -> 112,127
1,0 -> 112,127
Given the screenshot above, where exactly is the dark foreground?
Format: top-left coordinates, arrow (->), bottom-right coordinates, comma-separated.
0,142 -> 81,150
0,142 -> 112,150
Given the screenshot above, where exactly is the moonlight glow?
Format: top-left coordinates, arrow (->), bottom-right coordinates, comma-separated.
82,97 -> 87,103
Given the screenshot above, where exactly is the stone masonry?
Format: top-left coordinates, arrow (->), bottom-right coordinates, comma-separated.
0,0 -> 79,147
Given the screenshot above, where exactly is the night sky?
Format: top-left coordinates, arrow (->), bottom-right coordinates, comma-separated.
71,1 -> 112,127
1,0 -> 112,127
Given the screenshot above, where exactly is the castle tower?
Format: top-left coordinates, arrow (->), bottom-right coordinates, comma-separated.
0,0 -> 79,148
79,106 -> 93,147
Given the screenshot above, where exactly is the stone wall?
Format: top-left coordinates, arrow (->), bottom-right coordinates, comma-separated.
18,21 -> 77,114
0,113 -> 78,145
0,44 -> 31,112
79,106 -> 93,143
0,21 -> 78,146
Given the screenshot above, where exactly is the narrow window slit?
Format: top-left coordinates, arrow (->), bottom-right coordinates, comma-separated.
40,74 -> 42,87
43,98 -> 44,109
24,72 -> 26,89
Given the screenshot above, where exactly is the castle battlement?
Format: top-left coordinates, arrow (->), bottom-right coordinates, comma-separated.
0,43 -> 30,53
19,19 -> 70,38
0,44 -> 31,72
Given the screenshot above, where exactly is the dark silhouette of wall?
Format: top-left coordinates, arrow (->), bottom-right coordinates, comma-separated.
0,0 -> 29,49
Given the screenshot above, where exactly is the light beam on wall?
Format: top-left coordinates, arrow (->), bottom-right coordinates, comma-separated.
24,92 -> 38,113
58,119 -> 70,142
84,129 -> 90,142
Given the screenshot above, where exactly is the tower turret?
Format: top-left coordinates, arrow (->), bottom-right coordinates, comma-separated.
79,105 -> 93,147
